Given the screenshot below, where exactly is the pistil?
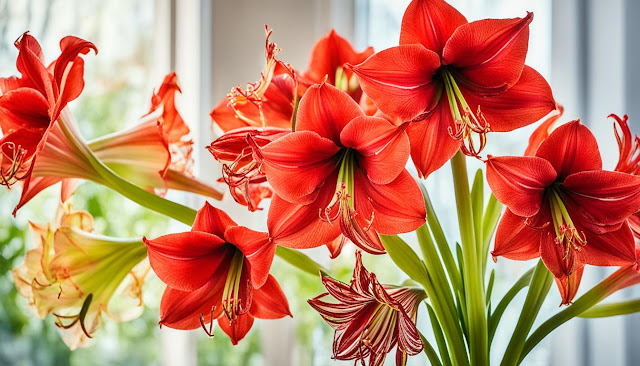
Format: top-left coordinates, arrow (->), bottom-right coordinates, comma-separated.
441,69 -> 490,158
548,186 -> 587,258
221,250 -> 250,322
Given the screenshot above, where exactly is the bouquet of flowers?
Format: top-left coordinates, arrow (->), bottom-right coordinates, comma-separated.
2,0 -> 639,365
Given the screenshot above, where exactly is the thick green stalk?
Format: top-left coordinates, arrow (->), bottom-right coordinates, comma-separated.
451,151 -> 488,366
519,267 -> 636,363
500,260 -> 552,366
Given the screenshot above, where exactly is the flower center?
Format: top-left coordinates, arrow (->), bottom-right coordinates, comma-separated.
0,141 -> 28,186
322,149 -> 380,253
441,68 -> 490,158
335,66 -> 360,94
548,185 -> 587,258
221,249 -> 250,322
360,303 -> 397,354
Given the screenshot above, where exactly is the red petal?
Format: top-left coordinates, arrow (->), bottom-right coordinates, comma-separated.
250,274 -> 292,319
0,87 -> 50,130
524,105 -> 563,156
218,313 -> 255,345
53,36 -> 97,90
159,275 -> 225,330
210,97 -> 249,132
347,44 -> 441,122
540,229 -> 577,278
399,0 -> 468,54
143,232 -> 232,291
223,226 -> 273,289
191,201 -> 237,237
485,155 -> 557,217
14,176 -> 61,213
340,116 -> 410,185
443,13 -> 533,94
268,190 -> 341,249
462,66 -> 556,132
406,99 -> 460,178
303,29 -> 374,85
535,120 -> 602,180
554,267 -> 584,305
562,170 -> 640,230
355,169 -> 426,235
578,223 -> 637,268
261,130 -> 340,204
492,209 -> 542,260
295,83 -> 363,143
14,33 -> 53,102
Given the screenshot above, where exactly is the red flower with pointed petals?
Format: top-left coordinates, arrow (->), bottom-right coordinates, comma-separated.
487,120 -> 640,304
612,114 -> 640,239
300,29 -> 374,102
308,251 -> 426,366
0,33 -> 96,188
260,83 -> 426,255
208,126 -> 289,211
143,202 -> 291,344
348,0 -> 555,177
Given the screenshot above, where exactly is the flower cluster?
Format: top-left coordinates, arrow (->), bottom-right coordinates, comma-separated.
3,0 -> 640,364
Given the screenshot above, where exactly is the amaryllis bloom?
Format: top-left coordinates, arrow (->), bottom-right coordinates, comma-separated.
143,202 -> 291,344
208,126 -> 289,211
486,121 -> 640,304
308,252 -> 426,366
0,33 -> 101,213
348,0 -> 555,177
211,27 -> 297,132
260,83 -> 426,254
299,29 -> 374,103
17,73 -> 223,210
12,203 -> 149,349
612,114 -> 640,238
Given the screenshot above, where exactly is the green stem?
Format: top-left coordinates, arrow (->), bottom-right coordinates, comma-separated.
519,266 -> 636,363
579,298 -> 640,318
451,151 -> 488,366
500,260 -> 552,366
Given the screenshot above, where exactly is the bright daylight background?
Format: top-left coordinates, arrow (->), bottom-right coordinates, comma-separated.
0,0 -> 638,365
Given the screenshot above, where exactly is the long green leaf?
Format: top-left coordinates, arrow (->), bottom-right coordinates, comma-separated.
426,303 -> 452,366
419,331 -> 444,366
580,298 -> 640,318
275,246 -> 329,277
481,194 -> 502,274
488,267 -> 534,344
380,234 -> 429,286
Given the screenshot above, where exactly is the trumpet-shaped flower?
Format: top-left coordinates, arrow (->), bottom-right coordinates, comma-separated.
487,121 -> 640,304
12,203 -> 148,349
348,0 -> 555,177
260,83 -> 426,255
143,202 -> 291,344
308,252 -> 426,366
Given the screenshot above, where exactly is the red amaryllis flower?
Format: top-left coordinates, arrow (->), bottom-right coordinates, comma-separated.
15,73 -> 222,212
260,83 -> 426,254
348,0 -> 555,177
300,29 -> 374,103
308,251 -> 426,366
612,114 -> 640,239
143,202 -> 291,344
0,33 -> 97,213
211,27 -> 297,132
486,120 -> 640,304
208,126 -> 289,211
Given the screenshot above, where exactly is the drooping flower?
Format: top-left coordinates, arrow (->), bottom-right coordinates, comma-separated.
143,202 -> 291,344
12,203 -> 148,349
16,73 -> 223,211
260,83 -> 426,255
208,126 -> 289,211
299,29 -> 374,103
0,33 -> 101,213
612,114 -> 640,239
211,27 -> 297,132
308,251 -> 426,366
348,0 -> 555,177
486,120 -> 640,304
